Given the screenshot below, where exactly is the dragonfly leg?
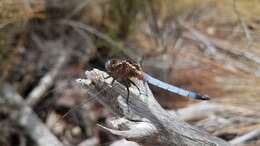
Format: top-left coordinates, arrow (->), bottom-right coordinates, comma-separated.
126,86 -> 130,112
104,75 -> 112,79
101,74 -> 114,87
101,73 -> 112,81
128,79 -> 142,95
143,80 -> 148,97
125,117 -> 148,123
111,78 -> 116,85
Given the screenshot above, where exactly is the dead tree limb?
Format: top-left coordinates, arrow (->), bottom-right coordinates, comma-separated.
174,101 -> 257,122
77,69 -> 230,146
180,21 -> 260,67
0,84 -> 64,146
77,137 -> 99,146
232,0 -> 252,48
25,52 -> 68,106
229,128 -> 260,145
109,139 -> 141,146
61,20 -> 141,61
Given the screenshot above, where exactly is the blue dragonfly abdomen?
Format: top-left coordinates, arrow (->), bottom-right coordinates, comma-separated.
143,73 -> 209,100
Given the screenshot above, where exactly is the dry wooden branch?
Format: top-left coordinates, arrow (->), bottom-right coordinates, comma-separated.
61,20 -> 140,61
97,118 -> 159,145
229,128 -> 260,145
109,139 -> 141,146
0,84 -> 64,146
174,101 -> 257,122
180,21 -> 260,72
77,69 -> 230,146
25,52 -> 68,106
77,137 -> 99,146
173,101 -> 260,140
178,22 -> 260,76
232,0 -> 252,48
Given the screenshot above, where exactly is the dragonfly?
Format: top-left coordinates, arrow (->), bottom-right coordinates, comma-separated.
105,58 -> 209,102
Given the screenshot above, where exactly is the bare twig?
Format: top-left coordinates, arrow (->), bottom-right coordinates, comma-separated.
77,69 -> 230,146
25,52 -> 68,106
0,21 -> 14,30
97,118 -> 158,145
230,128 -> 260,145
62,20 -> 121,49
174,101 -> 257,122
145,0 -> 166,52
180,22 -> 260,75
181,21 -> 259,65
173,101 -> 260,138
66,0 -> 91,19
0,84 -> 64,146
77,137 -> 99,146
179,20 -> 217,55
109,139 -> 141,146
61,20 -> 140,61
23,0 -> 33,12
233,0 -> 252,48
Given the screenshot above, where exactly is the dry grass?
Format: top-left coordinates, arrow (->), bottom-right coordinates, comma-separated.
1,0 -> 260,145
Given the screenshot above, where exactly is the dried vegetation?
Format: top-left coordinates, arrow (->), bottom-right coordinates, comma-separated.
0,0 -> 260,146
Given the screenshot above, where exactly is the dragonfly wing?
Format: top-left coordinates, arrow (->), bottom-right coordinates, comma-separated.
143,73 -> 209,100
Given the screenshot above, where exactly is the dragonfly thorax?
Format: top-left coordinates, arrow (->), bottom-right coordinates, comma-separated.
105,59 -> 144,80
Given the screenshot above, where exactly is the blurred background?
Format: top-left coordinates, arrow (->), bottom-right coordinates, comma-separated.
0,0 -> 260,146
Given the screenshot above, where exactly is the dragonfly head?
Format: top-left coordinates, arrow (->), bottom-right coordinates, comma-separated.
105,59 -> 119,72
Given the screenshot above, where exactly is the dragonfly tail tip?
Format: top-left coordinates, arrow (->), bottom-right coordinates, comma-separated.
195,94 -> 210,100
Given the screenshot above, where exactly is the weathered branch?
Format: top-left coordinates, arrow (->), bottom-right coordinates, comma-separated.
233,0 -> 252,48
174,101 -> 257,122
230,128 -> 260,145
77,137 -> 99,146
25,52 -> 68,106
77,69 -> 230,146
0,84 -> 64,146
180,21 -> 260,70
109,139 -> 141,146
61,20 -> 140,61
